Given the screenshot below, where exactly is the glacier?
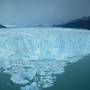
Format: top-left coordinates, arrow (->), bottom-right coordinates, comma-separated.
0,27 -> 90,90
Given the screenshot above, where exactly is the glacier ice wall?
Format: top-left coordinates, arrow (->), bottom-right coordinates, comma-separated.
0,28 -> 90,90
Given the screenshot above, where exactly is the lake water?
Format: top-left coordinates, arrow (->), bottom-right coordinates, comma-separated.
0,54 -> 90,90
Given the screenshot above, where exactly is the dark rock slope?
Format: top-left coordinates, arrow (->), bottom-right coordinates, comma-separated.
53,16 -> 90,30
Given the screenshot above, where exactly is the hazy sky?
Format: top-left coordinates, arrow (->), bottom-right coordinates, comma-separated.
0,0 -> 90,26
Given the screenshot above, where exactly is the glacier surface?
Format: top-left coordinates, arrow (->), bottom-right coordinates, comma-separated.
0,28 -> 90,90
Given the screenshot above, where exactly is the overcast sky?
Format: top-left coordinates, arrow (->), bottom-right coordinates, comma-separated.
0,0 -> 90,26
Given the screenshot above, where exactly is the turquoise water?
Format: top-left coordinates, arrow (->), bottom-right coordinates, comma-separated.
0,54 -> 90,90
0,73 -> 21,90
44,54 -> 90,90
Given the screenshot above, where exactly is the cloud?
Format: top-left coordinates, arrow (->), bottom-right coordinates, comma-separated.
0,0 -> 90,26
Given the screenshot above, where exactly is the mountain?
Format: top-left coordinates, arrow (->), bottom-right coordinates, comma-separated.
0,24 -> 6,28
53,16 -> 90,30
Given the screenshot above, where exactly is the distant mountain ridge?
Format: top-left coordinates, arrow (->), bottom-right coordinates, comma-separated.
0,16 -> 90,29
53,16 -> 90,30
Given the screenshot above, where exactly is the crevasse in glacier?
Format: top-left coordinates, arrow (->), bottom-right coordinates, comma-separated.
0,28 -> 90,90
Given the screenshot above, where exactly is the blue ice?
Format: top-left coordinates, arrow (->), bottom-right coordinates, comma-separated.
0,27 -> 90,90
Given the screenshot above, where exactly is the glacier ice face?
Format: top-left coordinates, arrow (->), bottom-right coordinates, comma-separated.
0,28 -> 90,90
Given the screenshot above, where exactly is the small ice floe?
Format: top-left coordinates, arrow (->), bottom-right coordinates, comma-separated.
21,85 -> 39,90
11,73 -> 29,85
10,68 -> 37,85
42,82 -> 53,88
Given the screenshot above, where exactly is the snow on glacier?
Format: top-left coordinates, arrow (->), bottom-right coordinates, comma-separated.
0,27 -> 90,90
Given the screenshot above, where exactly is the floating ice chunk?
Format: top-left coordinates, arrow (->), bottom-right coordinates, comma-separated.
21,84 -> 39,90
42,82 -> 53,88
31,82 -> 37,87
39,70 -> 46,76
10,68 -> 37,85
11,73 -> 29,85
24,68 -> 37,80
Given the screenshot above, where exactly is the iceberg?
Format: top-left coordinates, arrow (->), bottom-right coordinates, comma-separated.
0,27 -> 90,90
